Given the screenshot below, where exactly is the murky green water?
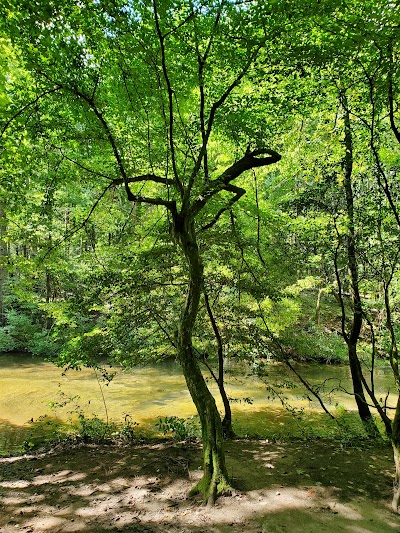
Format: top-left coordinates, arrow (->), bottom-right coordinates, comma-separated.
0,353 -> 396,454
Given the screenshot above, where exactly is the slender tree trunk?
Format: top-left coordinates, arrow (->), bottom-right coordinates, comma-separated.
315,287 -> 323,326
347,343 -> 374,423
173,215 -> 231,504
204,291 -> 235,439
340,93 -> 377,432
45,271 -> 51,304
220,379 -> 234,439
0,203 -> 7,326
64,209 -> 70,259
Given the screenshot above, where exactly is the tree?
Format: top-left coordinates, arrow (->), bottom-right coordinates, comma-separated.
334,92 -> 377,432
0,0 -> 283,503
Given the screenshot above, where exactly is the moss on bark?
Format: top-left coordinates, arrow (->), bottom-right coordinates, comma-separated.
174,215 -> 232,504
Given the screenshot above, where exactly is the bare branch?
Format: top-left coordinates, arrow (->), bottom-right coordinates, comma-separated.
112,174 -> 175,187
388,40 -> 400,143
188,43 -> 264,198
52,145 -> 115,181
200,183 -> 245,231
229,208 -> 268,289
192,148 -> 281,216
153,0 -> 184,197
359,363 -> 393,435
163,9 -> 195,38
71,88 -> 133,196
67,88 -> 177,213
151,310 -> 177,348
91,57 -> 105,101
205,45 -> 263,140
257,305 -> 335,419
193,3 -> 224,186
126,194 -> 177,210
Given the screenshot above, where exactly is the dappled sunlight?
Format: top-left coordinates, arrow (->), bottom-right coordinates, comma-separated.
32,470 -> 86,486
328,501 -> 363,520
0,441 -> 397,532
0,479 -> 30,489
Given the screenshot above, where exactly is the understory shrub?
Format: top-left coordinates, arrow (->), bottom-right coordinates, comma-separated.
0,309 -> 59,357
156,415 -> 200,442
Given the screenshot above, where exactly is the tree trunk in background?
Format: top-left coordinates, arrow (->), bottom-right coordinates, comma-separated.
220,381 -> 234,439
315,288 -> 323,326
347,343 -> 375,424
341,93 -> 377,432
0,203 -> 7,326
204,291 -> 234,439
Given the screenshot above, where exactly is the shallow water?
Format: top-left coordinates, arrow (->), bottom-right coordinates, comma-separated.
0,353 -> 396,453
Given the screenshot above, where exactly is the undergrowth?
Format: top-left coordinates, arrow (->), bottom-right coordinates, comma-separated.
20,413 -> 143,452
233,406 -> 390,446
11,406 -> 388,456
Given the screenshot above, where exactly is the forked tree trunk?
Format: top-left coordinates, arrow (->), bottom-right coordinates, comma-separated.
180,350 -> 231,504
174,216 -> 231,504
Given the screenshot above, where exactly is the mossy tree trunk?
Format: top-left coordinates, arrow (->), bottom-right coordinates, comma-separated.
173,214 -> 232,504
58,40 -> 281,503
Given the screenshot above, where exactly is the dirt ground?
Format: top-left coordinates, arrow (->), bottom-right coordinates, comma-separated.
0,439 -> 399,532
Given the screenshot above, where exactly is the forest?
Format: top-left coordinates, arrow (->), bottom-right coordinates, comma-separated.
0,0 -> 400,531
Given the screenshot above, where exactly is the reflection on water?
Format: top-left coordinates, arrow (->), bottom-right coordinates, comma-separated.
0,353 -> 396,454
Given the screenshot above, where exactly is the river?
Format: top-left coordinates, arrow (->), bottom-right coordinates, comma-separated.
0,353 -> 396,454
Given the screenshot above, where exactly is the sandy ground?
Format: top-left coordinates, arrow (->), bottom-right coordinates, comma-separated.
0,439 -> 399,532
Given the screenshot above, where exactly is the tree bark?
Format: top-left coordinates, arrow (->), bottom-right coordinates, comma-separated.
0,202 -> 7,326
341,92 -> 377,432
204,291 -> 235,439
315,287 -> 323,326
173,214 -> 231,504
347,343 -> 375,424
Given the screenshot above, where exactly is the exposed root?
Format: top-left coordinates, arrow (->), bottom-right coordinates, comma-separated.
189,473 -> 233,506
222,420 -> 236,440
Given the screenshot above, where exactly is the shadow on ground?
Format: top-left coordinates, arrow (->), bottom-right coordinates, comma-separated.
0,440 -> 397,532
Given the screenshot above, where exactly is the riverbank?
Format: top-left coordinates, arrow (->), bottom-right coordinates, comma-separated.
0,353 -> 396,456
0,439 -> 397,532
